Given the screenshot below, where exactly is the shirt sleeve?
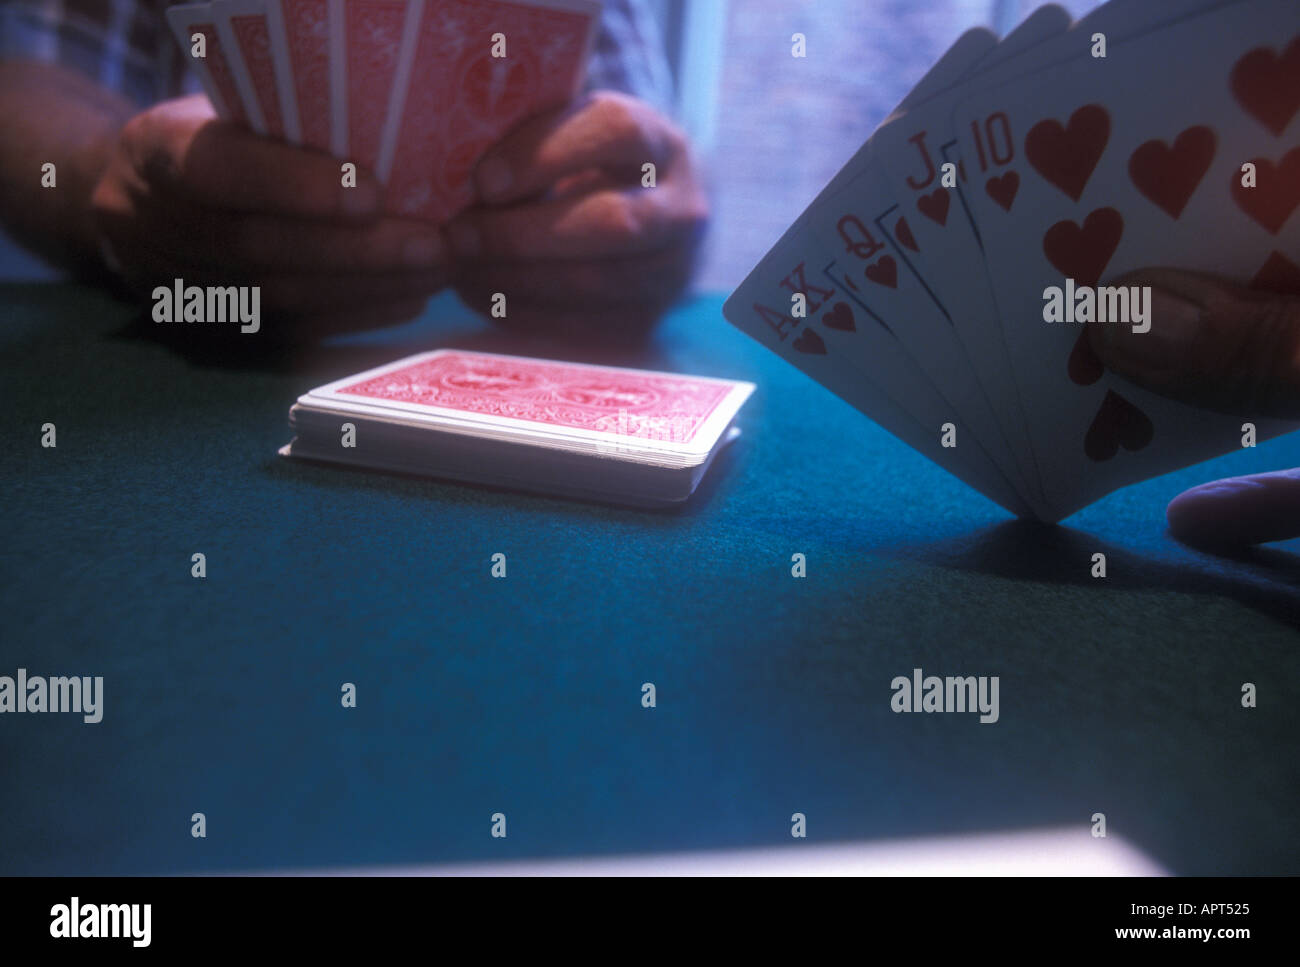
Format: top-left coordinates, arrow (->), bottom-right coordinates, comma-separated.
1,0 -> 677,115
0,0 -> 188,107
583,0 -> 675,116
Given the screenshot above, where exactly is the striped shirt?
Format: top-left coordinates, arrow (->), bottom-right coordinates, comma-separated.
0,0 -> 675,112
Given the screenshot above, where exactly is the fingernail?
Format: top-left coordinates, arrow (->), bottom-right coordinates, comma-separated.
341,180 -> 379,216
449,223 -> 479,257
402,233 -> 445,268
1097,285 -> 1203,371
478,157 -> 512,199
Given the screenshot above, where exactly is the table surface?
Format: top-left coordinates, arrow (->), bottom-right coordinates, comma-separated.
2,281 -> 1298,875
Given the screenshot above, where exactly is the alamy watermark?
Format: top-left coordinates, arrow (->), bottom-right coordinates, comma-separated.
50,898 -> 150,947
0,669 -> 103,723
891,668 -> 999,724
152,278 -> 260,333
1042,279 -> 1151,333
595,408 -> 697,455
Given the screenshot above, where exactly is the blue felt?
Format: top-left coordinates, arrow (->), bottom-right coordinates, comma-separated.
1,282 -> 1297,874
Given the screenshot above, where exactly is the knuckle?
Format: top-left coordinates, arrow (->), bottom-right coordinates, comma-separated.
677,188 -> 710,233
1255,297 -> 1300,416
124,110 -> 178,186
88,172 -> 122,220
592,193 -> 640,239
592,91 -> 643,143
1210,295 -> 1300,416
118,111 -> 151,153
656,117 -> 689,159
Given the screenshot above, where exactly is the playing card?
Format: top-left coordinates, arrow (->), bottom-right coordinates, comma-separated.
865,0 -> 1253,520
281,350 -> 755,506
872,0 -> 1233,269
723,222 -> 1034,518
383,0 -> 599,221
280,0 -> 333,152
212,0 -> 270,134
338,0 -> 417,175
890,27 -> 1000,120
954,0 -> 1299,517
833,5 -> 1071,203
726,20 -> 1082,519
326,0 -> 347,156
222,0 -> 288,139
807,165 -> 1047,514
263,0 -> 302,143
376,0 -> 426,182
850,5 -> 1078,513
782,26 -> 999,251
165,3 -> 244,123
296,349 -> 754,459
722,20 -> 1138,518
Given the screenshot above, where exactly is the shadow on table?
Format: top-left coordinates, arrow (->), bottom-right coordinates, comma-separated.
111,298 -> 680,377
892,519 -> 1300,628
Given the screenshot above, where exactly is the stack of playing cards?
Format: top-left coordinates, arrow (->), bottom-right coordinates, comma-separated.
166,0 -> 598,222
280,350 -> 755,505
725,0 -> 1300,522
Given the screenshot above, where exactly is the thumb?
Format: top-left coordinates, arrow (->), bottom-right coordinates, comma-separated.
1087,268 -> 1300,419
1166,468 -> 1300,546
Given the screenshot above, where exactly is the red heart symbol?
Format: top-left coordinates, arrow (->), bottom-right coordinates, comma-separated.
1085,390 -> 1153,462
1231,148 -> 1300,235
1025,104 -> 1110,202
822,301 -> 855,331
792,327 -> 826,354
894,216 -> 919,252
1250,250 -> 1300,295
916,188 -> 950,226
863,255 -> 898,288
1042,207 -> 1124,287
984,171 -> 1019,211
1127,125 -> 1216,219
1068,328 -> 1104,386
1230,37 -> 1300,136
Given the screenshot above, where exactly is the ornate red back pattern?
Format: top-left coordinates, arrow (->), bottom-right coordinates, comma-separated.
338,353 -> 732,443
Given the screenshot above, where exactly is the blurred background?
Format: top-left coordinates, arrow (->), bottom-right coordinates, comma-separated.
640,0 -> 1103,289
5,1 -> 1298,879
3,0 -> 1105,289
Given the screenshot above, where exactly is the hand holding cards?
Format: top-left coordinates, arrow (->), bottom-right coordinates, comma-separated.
166,0 -> 598,222
725,0 -> 1300,522
281,350 -> 754,506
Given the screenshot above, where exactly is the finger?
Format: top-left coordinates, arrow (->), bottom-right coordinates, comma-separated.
1167,468 -> 1300,546
451,245 -> 694,309
97,199 -> 447,281
446,186 -> 705,261
473,91 -> 680,204
160,208 -> 448,274
141,270 -> 442,315
128,99 -> 381,218
120,244 -> 445,307
1087,268 -> 1300,418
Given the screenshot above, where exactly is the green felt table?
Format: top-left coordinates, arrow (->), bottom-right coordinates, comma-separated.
1,281 -> 1297,875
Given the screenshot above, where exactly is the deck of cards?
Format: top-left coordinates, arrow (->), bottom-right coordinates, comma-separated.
725,0 -> 1300,522
166,0 -> 598,222
280,350 -> 755,506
